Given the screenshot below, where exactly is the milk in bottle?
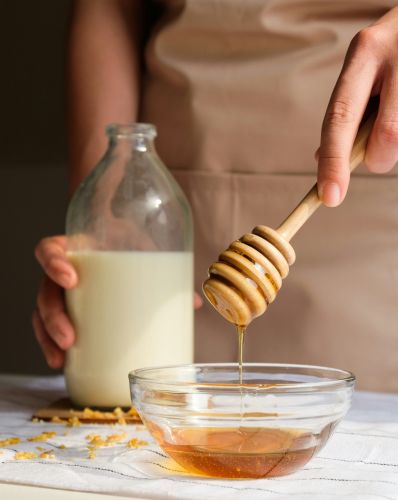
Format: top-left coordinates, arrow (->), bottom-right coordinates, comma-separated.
64,124 -> 194,407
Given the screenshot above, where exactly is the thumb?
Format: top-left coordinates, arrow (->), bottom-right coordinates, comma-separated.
317,158 -> 350,208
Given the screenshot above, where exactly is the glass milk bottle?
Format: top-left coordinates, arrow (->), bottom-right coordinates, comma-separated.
64,124 -> 193,408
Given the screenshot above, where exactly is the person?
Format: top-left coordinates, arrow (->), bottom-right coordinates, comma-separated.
33,0 -> 398,391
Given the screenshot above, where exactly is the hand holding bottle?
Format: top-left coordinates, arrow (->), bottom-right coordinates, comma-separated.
33,235 -> 203,370
33,236 -> 77,369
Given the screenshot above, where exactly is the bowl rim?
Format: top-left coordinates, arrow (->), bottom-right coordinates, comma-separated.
128,362 -> 355,393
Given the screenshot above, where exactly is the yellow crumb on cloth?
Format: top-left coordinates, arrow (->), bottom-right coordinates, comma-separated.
28,431 -> 57,442
86,432 -> 128,448
84,431 -> 147,459
14,451 -> 37,460
39,451 -> 55,459
86,435 -> 107,448
0,437 -> 21,447
127,438 -> 148,448
106,432 -> 128,443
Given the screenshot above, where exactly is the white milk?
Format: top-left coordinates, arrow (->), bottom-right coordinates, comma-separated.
65,250 -> 193,407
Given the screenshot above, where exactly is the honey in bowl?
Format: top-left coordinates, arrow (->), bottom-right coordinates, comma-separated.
130,364 -> 355,480
148,422 -> 335,479
134,328 -> 346,479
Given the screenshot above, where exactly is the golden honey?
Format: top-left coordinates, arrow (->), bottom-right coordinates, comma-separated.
156,424 -> 334,478
237,325 -> 246,385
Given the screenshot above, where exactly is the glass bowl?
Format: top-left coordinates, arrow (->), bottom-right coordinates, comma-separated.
129,363 -> 355,479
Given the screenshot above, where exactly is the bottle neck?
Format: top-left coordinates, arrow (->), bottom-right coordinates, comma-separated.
109,135 -> 155,154
107,123 -> 157,154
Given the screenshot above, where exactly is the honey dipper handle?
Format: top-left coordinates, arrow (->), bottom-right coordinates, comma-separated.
276,113 -> 376,242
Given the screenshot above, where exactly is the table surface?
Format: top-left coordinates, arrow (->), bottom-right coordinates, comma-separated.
0,374 -> 397,500
0,483 -> 146,500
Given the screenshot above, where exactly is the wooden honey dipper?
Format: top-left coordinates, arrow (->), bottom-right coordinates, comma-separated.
203,113 -> 376,327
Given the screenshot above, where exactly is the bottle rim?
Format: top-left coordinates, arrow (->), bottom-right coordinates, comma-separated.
106,123 -> 157,139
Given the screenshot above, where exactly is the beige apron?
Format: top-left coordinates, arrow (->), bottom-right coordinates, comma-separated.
140,0 -> 398,392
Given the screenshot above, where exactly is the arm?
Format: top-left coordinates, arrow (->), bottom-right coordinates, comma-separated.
67,0 -> 144,193
317,6 -> 398,206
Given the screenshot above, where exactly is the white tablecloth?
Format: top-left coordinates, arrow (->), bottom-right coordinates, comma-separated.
0,374 -> 397,500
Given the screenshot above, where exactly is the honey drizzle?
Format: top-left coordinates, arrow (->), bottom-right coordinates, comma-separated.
237,325 -> 246,385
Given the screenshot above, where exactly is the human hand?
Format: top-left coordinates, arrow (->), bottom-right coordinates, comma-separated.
317,7 -> 398,207
33,236 -> 202,369
32,236 -> 78,369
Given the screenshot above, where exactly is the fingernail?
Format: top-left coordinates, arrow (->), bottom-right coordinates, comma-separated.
54,330 -> 66,346
60,273 -> 75,288
59,274 -> 70,287
320,182 -> 341,207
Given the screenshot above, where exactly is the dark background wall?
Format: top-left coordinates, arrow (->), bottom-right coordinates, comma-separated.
1,1 -> 71,374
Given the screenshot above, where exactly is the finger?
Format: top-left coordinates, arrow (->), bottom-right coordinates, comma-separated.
32,308 -> 65,369
37,277 -> 75,350
317,32 -> 379,206
365,69 -> 398,172
34,236 -> 77,289
194,292 -> 203,310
